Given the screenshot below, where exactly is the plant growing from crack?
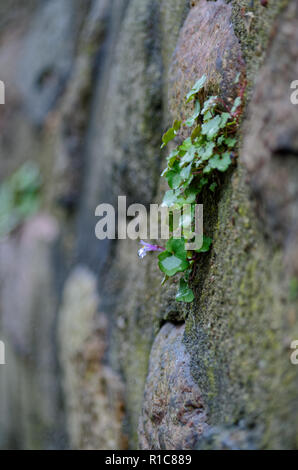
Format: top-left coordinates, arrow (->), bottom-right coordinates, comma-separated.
138,74 -> 245,303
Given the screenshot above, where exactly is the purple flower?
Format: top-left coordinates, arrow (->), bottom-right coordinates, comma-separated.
138,240 -> 164,259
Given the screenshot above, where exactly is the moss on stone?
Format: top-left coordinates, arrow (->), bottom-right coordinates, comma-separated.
229,0 -> 290,90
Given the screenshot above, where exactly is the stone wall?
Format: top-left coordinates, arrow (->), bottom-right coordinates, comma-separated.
0,0 -> 297,450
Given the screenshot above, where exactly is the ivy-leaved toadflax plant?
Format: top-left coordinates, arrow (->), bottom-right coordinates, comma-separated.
138,74 -> 246,303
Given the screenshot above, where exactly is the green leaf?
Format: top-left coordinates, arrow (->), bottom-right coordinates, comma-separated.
225,137 -> 237,148
180,163 -> 192,181
162,190 -> 177,207
166,237 -> 188,260
203,110 -> 213,121
231,96 -> 241,114
209,182 -> 218,192
166,148 -> 180,167
158,252 -> 189,277
201,96 -> 218,115
217,135 -> 225,146
186,75 -> 207,103
191,125 -> 201,141
176,278 -> 195,303
197,177 -> 208,191
195,236 -> 212,253
158,252 -> 188,276
179,137 -> 192,152
198,141 -> 215,161
161,120 -> 182,149
165,162 -> 182,189
181,173 -> 194,189
220,112 -> 231,129
166,171 -> 181,189
203,164 -> 212,175
161,127 -> 176,149
173,120 -> 182,131
209,152 -> 231,172
0,162 -> 41,238
201,115 -> 221,139
185,101 -> 201,127
234,72 -> 241,84
179,146 -> 196,166
176,186 -> 198,205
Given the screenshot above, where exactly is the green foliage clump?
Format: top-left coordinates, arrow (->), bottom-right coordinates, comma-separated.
138,74 -> 245,302
0,161 -> 42,238
160,74 -> 244,303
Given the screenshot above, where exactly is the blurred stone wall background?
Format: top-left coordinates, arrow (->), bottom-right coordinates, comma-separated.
0,0 -> 297,450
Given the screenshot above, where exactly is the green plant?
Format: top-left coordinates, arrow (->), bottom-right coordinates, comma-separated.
0,161 -> 42,238
139,74 -> 245,303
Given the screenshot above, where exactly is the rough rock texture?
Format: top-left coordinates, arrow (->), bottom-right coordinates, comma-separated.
139,323 -> 208,450
0,0 -> 298,451
0,215 -> 60,449
139,0 -> 298,450
195,426 -> 258,450
0,1 -> 39,181
52,0 -> 110,213
182,0 -> 298,450
58,267 -> 126,450
17,0 -> 88,126
243,1 -> 298,273
170,0 -> 245,124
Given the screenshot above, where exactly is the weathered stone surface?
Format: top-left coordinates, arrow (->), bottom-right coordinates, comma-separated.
174,1 -> 298,450
0,214 -> 59,354
52,0 -> 110,214
160,0 -> 189,110
77,0 -> 162,258
0,1 -> 39,182
105,238 -> 162,447
1,0 -> 298,451
58,267 -> 126,450
73,0 -> 170,446
17,0 -> 88,126
229,0 -> 290,88
170,0 -> 245,125
0,0 -> 37,32
139,323 -> 208,450
195,426 -> 258,450
0,214 -> 61,449
242,1 -> 298,274
152,0 -> 298,451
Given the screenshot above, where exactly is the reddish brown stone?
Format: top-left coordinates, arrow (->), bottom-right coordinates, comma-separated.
139,323 -> 208,450
169,0 -> 245,122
